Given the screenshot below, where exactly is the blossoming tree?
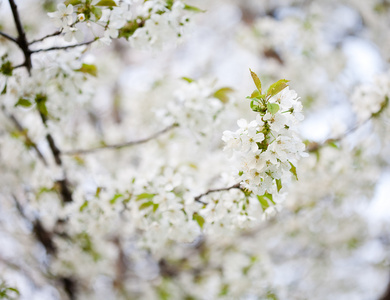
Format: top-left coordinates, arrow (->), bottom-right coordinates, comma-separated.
1,0 -> 390,299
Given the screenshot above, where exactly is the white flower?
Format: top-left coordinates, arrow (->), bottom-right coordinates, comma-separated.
48,3 -> 74,28
63,26 -> 84,43
77,14 -> 85,22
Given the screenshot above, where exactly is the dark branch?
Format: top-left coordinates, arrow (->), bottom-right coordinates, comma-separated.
0,31 -> 19,44
29,30 -> 62,45
62,123 -> 178,155
30,40 -> 96,53
39,112 -> 73,203
194,183 -> 242,204
9,0 -> 32,73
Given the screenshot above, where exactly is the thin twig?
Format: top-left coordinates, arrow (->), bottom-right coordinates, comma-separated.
29,30 -> 62,45
30,40 -> 96,53
307,116 -> 373,153
194,183 -> 242,204
62,123 -> 178,155
0,30 -> 19,44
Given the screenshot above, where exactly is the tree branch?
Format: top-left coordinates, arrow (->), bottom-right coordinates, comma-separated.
39,112 -> 73,203
29,30 -> 62,45
194,183 -> 242,204
30,40 -> 96,53
62,123 -> 178,155
8,0 -> 32,73
0,31 -> 19,44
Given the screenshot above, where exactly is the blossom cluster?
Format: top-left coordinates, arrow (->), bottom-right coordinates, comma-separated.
47,0 -> 195,48
350,72 -> 390,122
223,71 -> 307,206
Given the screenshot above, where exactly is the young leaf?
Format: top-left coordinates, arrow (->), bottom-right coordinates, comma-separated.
267,102 -> 280,115
193,213 -> 205,229
91,6 -> 102,20
183,4 -> 205,12
139,201 -> 154,210
267,79 -> 289,98
276,179 -> 282,192
288,161 -> 298,180
213,87 -> 234,103
79,200 -> 89,212
76,64 -> 98,77
136,193 -> 156,201
95,0 -> 117,6
249,69 -> 262,93
257,193 -> 271,211
64,0 -> 82,5
15,98 -> 32,108
181,76 -> 195,83
250,89 -> 261,98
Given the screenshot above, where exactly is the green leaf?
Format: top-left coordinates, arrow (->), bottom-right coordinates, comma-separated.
95,0 -> 117,6
139,201 -> 154,210
289,161 -> 298,180
91,6 -> 102,20
213,87 -> 233,103
328,141 -> 339,149
249,69 -> 261,93
136,193 -> 156,201
15,98 -> 32,108
110,193 -> 123,204
250,89 -> 261,98
183,4 -> 205,12
35,93 -> 48,116
76,63 -> 98,77
257,192 -> 275,211
64,0 -> 82,5
276,179 -> 282,192
193,213 -> 205,229
267,79 -> 289,98
267,102 -> 279,114
0,60 -> 13,76
1,84 -> 6,95
257,194 -> 269,211
79,200 -> 89,212
181,76 -> 194,83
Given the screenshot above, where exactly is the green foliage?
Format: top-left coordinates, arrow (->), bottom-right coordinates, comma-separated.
250,69 -> 262,93
181,76 -> 194,83
95,0 -> 117,6
183,4 -> 205,13
213,87 -> 233,103
0,60 -> 13,76
76,63 -> 98,77
266,79 -> 289,98
64,0 -> 82,5
288,161 -> 298,180
79,200 -> 89,212
15,98 -> 32,108
91,6 -> 102,20
0,281 -> 19,300
136,193 -> 156,200
193,213 -> 205,229
35,93 -> 48,116
257,193 -> 274,211
275,179 -> 282,192
119,19 -> 144,40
